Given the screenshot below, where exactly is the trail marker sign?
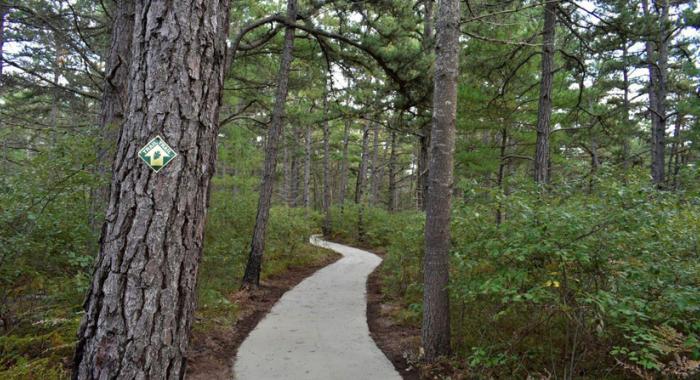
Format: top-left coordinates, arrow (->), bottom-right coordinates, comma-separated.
139,136 -> 177,172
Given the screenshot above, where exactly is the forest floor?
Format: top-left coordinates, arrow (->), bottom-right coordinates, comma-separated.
232,236 -> 401,380
186,245 -> 341,380
367,261 -> 422,380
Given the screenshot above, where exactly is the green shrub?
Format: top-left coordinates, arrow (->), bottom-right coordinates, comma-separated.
332,174 -> 700,378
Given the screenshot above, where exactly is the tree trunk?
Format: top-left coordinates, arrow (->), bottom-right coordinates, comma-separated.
355,123 -> 370,242
355,123 -> 370,205
496,127 -> 507,225
388,131 -> 398,212
322,77 -> 332,235
622,42 -> 631,170
290,126 -> 301,206
91,0 -> 134,230
643,0 -> 667,186
242,0 -> 296,288
72,0 -> 230,378
283,133 -> 293,205
0,5 -> 7,164
534,0 -> 556,184
370,122 -> 380,206
50,35 -> 61,147
303,125 -> 311,208
671,114 -> 683,189
422,0 -> 459,361
417,0 -> 434,211
654,0 -> 668,186
0,5 -> 7,82
338,120 -> 350,209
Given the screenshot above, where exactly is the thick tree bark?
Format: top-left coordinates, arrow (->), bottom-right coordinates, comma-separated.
534,0 -> 556,184
322,78 -> 332,234
388,131 -> 398,212
355,123 -> 371,205
242,0 -> 297,288
303,125 -> 311,208
422,0 -> 460,361
72,0 -> 230,378
370,122 -> 380,206
99,0 -> 134,157
338,120 -> 350,209
91,0 -> 134,230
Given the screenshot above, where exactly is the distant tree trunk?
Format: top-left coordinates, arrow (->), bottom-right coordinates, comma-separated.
643,0 -> 667,186
388,131 -> 398,212
0,5 -> 6,82
422,0 -> 459,362
0,5 -> 7,163
417,130 -> 429,210
356,123 -> 370,241
370,122 -> 380,206
72,0 -> 230,378
242,0 -> 297,288
303,125 -> 311,208
283,134 -> 293,205
417,0 -> 434,211
290,126 -> 301,206
655,0 -> 668,186
338,120 -> 350,210
355,123 -> 370,205
50,35 -> 61,147
91,0 -> 134,230
378,135 -> 389,204
496,127 -> 507,225
589,136 -> 600,193
534,0 -> 556,184
622,42 -> 631,170
322,78 -> 332,235
670,114 -> 683,189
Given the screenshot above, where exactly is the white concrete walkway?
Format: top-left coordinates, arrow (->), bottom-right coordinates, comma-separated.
233,235 -> 401,380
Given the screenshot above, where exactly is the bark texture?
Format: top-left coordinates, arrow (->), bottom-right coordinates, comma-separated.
91,0 -> 135,229
417,0 -> 434,211
73,0 -> 230,378
99,0 -> 134,154
534,0 -> 556,184
422,0 -> 460,361
242,0 -> 297,288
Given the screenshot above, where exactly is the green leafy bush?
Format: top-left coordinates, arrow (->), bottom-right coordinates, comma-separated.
332,173 -> 700,378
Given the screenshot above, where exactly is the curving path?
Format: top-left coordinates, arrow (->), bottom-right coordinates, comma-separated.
233,235 -> 401,380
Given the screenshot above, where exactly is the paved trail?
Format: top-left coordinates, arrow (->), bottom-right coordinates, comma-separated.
233,236 -> 401,380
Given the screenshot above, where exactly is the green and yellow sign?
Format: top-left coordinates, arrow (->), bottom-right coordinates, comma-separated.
138,136 -> 177,172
